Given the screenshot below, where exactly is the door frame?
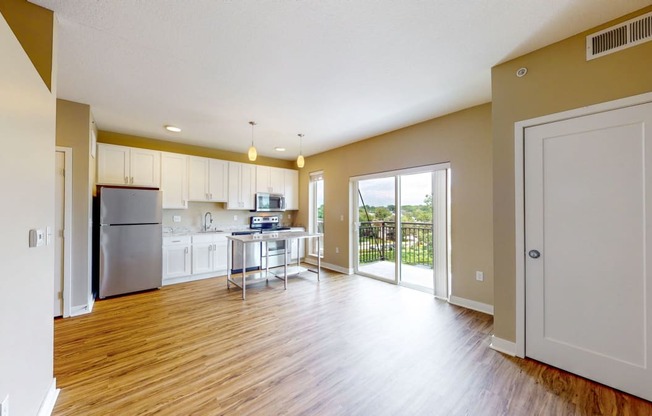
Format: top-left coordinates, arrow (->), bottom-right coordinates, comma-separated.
350,162 -> 450,298
513,91 -> 652,358
56,146 -> 73,318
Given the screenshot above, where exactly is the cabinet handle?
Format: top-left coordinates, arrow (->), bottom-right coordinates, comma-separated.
208,245 -> 212,251
184,247 -> 188,254
125,176 -> 129,184
213,244 -> 217,250
183,200 -> 187,207
206,193 -> 209,200
130,177 -> 134,184
172,240 -> 181,243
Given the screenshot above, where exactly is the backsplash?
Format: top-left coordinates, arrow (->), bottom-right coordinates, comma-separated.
162,202 -> 297,231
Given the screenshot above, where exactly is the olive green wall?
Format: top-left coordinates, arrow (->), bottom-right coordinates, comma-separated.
99,130 -> 296,169
56,99 -> 93,309
0,0 -> 53,90
491,6 -> 652,342
298,103 -> 494,306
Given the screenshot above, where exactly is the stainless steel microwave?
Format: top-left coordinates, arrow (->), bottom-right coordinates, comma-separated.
255,193 -> 285,212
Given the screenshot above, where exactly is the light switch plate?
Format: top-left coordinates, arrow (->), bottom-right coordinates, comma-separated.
475,271 -> 484,281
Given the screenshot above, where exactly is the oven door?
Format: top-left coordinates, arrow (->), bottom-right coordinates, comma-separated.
263,239 -> 287,269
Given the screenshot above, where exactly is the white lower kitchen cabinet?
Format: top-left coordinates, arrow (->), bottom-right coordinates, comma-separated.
191,241 -> 214,275
289,227 -> 306,261
163,233 -> 229,285
162,236 -> 191,283
192,233 -> 229,275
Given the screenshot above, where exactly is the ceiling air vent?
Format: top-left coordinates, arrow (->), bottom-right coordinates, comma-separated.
586,11 -> 652,60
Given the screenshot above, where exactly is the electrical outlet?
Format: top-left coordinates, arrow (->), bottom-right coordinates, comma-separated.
288,213 -> 292,220
233,215 -> 238,221
335,247 -> 339,254
173,215 -> 181,223
340,215 -> 344,221
475,271 -> 484,281
1,395 -> 9,416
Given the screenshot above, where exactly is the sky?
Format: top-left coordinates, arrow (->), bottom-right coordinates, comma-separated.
357,172 -> 432,207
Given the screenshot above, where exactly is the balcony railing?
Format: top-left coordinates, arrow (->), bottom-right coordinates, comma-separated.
358,221 -> 433,266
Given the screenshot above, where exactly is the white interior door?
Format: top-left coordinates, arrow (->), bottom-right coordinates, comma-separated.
54,151 -> 65,317
525,102 -> 652,401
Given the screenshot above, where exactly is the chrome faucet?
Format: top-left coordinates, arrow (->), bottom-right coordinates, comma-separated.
204,212 -> 213,231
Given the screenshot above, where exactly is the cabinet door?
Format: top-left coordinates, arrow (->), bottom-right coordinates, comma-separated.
284,169 -> 299,210
208,159 -> 228,202
240,163 -> 256,210
188,157 -> 209,201
192,242 -> 213,274
213,236 -> 228,273
161,152 -> 188,209
227,162 -> 241,209
97,143 -> 129,185
270,168 -> 285,194
256,165 -> 271,193
163,245 -> 191,279
130,148 -> 160,187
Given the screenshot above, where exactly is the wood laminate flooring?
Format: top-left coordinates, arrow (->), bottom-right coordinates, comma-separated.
53,270 -> 652,415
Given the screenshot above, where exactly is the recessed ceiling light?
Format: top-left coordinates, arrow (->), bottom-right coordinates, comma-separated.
275,147 -> 286,152
165,125 -> 181,133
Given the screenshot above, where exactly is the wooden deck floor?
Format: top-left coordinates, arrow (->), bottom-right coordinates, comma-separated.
53,269 -> 652,415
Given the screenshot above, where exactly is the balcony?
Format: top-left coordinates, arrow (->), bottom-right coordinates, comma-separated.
358,221 -> 434,287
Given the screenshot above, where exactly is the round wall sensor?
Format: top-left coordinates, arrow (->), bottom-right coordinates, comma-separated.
516,67 -> 528,78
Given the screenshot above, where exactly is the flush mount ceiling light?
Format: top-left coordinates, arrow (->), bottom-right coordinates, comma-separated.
248,121 -> 257,161
165,125 -> 181,132
275,147 -> 286,152
296,133 -> 305,168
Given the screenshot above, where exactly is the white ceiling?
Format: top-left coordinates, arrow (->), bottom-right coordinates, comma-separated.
32,0 -> 651,160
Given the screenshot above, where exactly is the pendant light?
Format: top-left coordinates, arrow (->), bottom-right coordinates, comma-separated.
296,133 -> 305,168
248,121 -> 257,161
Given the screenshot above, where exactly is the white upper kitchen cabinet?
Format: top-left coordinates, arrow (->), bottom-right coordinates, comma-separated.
227,162 -> 255,210
208,159 -> 228,202
188,157 -> 228,202
284,169 -> 299,210
97,143 -> 160,187
256,165 -> 285,194
160,152 -> 188,209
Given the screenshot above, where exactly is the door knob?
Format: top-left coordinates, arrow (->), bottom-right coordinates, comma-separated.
528,250 -> 541,259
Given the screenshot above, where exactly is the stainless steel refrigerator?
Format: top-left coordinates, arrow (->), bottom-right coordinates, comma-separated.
99,186 -> 162,298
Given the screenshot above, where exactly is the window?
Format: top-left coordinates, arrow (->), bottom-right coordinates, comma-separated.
309,171 -> 324,257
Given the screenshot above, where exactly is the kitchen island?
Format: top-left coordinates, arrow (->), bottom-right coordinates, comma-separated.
225,231 -> 322,299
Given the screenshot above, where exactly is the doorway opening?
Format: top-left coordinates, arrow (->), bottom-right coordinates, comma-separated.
352,164 -> 449,297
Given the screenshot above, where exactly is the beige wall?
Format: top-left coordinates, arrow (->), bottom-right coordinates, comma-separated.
99,130 -> 296,170
0,8 -> 56,415
56,99 -> 93,309
298,103 -> 494,305
491,6 -> 652,342
0,0 -> 54,90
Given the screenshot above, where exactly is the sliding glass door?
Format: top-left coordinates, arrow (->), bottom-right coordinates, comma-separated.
356,176 -> 396,282
353,164 -> 449,297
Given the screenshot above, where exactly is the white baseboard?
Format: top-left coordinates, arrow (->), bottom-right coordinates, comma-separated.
37,378 -> 59,416
304,257 -> 352,274
448,295 -> 494,315
70,302 -> 93,317
489,335 -> 517,357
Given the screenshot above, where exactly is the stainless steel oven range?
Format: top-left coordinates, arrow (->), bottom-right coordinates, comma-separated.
250,216 -> 291,269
